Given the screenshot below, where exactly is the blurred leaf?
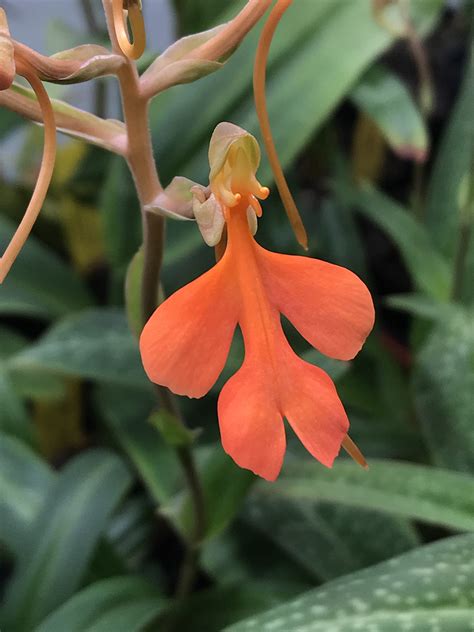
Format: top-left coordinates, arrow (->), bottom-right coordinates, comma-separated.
106,496 -> 156,573
0,216 -> 91,318
95,384 -> 180,505
10,308 -> 150,390
415,307 -> 474,472
35,576 -> 164,632
0,107 -> 24,140
154,0 -> 442,269
166,447 -> 254,541
226,533 -> 474,631
0,368 -> 32,444
125,248 -> 164,339
255,459 -> 474,531
316,197 -> 368,279
165,582 -> 291,632
0,433 -> 53,556
173,0 -> 226,34
100,157 -> 142,272
2,450 -> 133,630
386,293 -> 455,321
351,113 -> 387,184
350,64 -> 428,161
58,196 -> 104,273
425,33 -> 474,302
202,521 -> 314,590
178,0 -> 442,183
33,379 -> 86,460
336,183 -> 451,299
243,495 -> 419,582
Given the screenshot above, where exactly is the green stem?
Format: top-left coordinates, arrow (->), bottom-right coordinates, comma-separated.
101,0 -> 206,597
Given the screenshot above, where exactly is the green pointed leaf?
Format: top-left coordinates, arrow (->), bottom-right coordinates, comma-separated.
9,308 -> 150,390
415,307 -> 474,472
2,450 -> 133,630
255,459 -> 474,531
350,64 -> 428,161
335,183 -> 451,299
0,216 -> 91,318
226,534 -> 474,631
165,447 -> 255,542
243,496 -> 419,582
35,576 -> 164,632
0,433 -> 53,555
95,384 -> 180,505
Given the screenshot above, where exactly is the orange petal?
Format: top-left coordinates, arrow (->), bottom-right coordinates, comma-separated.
140,259 -> 237,398
281,352 -> 349,467
218,358 -> 286,481
260,249 -> 375,361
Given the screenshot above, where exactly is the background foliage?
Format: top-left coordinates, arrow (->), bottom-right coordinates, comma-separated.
0,1 -> 473,630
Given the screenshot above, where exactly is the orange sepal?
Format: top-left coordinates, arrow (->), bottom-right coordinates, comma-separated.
140,259 -> 237,398
218,357 -> 286,481
260,248 -> 375,361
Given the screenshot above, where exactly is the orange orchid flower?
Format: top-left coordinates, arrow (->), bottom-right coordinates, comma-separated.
140,123 -> 375,481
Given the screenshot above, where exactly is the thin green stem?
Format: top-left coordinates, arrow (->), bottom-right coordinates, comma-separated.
101,0 -> 206,597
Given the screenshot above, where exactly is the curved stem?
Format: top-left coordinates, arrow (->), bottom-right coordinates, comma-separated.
111,0 -> 146,61
253,0 -> 308,250
0,61 -> 56,283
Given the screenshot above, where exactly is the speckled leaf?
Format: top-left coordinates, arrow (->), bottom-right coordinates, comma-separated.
256,459 -> 474,531
243,495 -> 419,582
415,308 -> 474,472
226,533 -> 474,631
9,309 -> 150,390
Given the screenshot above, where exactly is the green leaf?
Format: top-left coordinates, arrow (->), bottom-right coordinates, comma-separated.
243,495 -> 419,582
35,576 -> 164,632
0,433 -> 53,555
95,384 -> 180,505
425,34 -> 474,256
0,368 -> 32,444
165,447 -> 254,541
181,0 -> 442,183
385,293 -> 455,321
350,64 -> 428,161
166,582 -> 291,632
0,216 -> 91,318
2,449 -> 133,630
255,459 -> 474,531
226,533 -> 474,631
336,183 -> 451,299
9,308 -> 150,390
99,157 -> 142,272
414,307 -> 474,472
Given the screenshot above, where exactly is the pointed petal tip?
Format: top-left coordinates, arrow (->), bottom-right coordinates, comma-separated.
342,435 -> 368,470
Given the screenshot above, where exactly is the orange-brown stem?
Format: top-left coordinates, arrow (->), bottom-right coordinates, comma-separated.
253,0 -> 308,250
0,60 -> 56,283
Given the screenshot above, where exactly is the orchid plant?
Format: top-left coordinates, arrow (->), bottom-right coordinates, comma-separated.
0,0 -> 377,604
